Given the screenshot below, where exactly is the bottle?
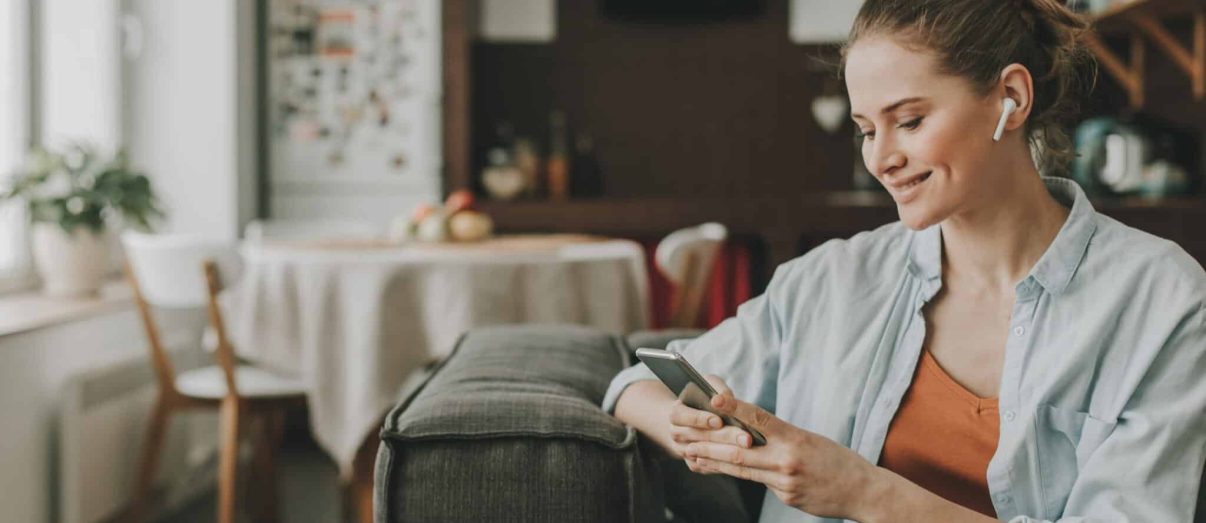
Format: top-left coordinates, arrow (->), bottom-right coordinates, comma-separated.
571,132 -> 604,198
545,111 -> 570,201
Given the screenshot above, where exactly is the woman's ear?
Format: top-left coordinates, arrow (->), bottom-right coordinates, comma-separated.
999,63 -> 1034,132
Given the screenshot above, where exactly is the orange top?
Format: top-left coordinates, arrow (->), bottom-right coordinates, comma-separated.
878,350 -> 1000,518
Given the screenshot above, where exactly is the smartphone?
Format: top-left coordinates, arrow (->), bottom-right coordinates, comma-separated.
634,348 -> 767,446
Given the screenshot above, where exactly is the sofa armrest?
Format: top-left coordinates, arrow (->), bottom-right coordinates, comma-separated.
375,324 -> 666,523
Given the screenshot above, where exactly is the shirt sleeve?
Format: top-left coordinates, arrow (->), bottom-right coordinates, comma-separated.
1008,303 -> 1206,523
600,258 -> 800,414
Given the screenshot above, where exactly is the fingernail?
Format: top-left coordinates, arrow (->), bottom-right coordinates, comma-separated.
739,435 -> 750,447
708,416 -> 722,429
714,396 -> 726,408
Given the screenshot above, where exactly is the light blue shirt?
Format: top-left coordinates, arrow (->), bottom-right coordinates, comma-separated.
603,177 -> 1206,522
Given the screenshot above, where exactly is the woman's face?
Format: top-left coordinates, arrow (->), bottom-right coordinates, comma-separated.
845,35 -> 1003,230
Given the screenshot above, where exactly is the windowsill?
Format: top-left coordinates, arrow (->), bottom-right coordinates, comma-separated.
0,279 -> 133,339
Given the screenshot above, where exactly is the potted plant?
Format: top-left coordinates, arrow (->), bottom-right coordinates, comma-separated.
1,143 -> 163,296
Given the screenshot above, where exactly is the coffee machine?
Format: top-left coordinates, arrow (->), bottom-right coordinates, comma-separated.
1072,116 -> 1197,197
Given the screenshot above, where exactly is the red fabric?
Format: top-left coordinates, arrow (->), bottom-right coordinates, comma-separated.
637,240 -> 754,329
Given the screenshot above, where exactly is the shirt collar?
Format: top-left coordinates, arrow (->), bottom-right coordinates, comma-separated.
908,223 -> 943,282
907,177 -> 1098,295
1028,177 -> 1097,295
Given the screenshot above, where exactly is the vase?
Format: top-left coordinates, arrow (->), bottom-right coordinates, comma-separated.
31,223 -> 110,297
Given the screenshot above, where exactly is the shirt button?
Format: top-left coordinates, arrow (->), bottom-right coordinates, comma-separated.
1003,410 -> 1016,422
1013,326 -> 1025,336
997,494 -> 1011,504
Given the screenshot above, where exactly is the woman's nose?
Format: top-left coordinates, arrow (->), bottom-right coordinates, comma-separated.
866,138 -> 906,177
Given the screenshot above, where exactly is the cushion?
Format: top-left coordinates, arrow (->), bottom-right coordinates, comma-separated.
175,365 -> 305,399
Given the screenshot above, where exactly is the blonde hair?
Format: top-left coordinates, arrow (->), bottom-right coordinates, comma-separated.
843,0 -> 1096,174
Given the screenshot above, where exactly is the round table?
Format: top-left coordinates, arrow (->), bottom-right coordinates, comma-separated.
226,234 -> 650,474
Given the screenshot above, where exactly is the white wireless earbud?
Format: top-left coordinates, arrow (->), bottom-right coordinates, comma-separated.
993,98 -> 1018,142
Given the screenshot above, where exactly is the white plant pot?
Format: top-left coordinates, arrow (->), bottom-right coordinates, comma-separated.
31,223 -> 110,297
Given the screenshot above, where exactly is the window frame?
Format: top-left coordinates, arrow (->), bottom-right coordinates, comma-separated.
0,0 -> 36,295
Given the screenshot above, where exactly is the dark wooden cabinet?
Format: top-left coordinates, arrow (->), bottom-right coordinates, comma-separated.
444,0 -> 1206,288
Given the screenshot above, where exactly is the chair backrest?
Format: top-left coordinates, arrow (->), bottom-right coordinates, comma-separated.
122,232 -> 242,396
122,232 -> 241,308
655,223 -> 728,329
243,218 -> 379,244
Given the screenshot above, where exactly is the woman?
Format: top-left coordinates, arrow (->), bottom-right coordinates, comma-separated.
604,0 -> 1206,521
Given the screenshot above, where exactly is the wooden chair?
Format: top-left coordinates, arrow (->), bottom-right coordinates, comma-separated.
122,232 -> 306,523
655,222 -> 729,328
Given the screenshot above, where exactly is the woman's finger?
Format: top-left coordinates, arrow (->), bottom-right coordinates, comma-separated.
673,423 -> 752,448
704,374 -> 733,397
670,425 -> 712,444
685,456 -> 717,474
694,456 -> 780,485
685,457 -> 702,473
669,401 -> 722,429
704,425 -> 754,447
710,394 -> 780,434
685,441 -> 781,470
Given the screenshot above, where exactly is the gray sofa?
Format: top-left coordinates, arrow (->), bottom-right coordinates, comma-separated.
373,324 -> 760,523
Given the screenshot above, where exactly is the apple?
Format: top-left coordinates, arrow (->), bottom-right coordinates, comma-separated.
444,190 -> 476,214
448,211 -> 493,242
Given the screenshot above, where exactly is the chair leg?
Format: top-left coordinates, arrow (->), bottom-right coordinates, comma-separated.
350,426 -> 381,523
218,396 -> 243,523
251,409 -> 284,523
130,399 -> 171,523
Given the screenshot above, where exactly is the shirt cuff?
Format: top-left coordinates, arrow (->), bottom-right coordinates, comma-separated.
601,363 -> 658,414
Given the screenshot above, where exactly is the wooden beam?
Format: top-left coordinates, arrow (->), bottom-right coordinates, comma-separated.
1196,10 -> 1205,98
1132,31 -> 1146,108
442,0 -> 472,196
1132,11 -> 1205,99
1134,14 -> 1194,75
1084,32 -> 1145,109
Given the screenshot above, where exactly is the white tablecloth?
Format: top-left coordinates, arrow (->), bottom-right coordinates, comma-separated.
226,235 -> 650,475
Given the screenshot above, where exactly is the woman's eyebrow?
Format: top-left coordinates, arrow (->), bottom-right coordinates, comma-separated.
851,97 -> 927,120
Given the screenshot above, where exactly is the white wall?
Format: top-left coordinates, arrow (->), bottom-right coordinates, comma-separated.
41,0 -> 252,240
123,0 -> 245,240
41,0 -> 122,150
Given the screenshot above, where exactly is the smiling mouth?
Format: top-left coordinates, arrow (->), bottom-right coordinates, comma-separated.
898,172 -> 931,189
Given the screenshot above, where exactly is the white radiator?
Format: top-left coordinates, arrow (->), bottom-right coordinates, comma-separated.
58,343 -> 217,523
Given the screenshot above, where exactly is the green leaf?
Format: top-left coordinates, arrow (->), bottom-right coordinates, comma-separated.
10,142 -> 164,233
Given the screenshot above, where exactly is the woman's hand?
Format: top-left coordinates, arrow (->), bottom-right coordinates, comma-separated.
683,391 -> 881,519
667,375 -> 757,467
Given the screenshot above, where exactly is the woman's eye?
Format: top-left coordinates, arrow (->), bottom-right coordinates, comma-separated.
899,117 -> 923,130
856,130 -> 876,141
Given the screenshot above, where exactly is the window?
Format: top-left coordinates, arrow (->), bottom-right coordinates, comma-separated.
0,0 -> 30,292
